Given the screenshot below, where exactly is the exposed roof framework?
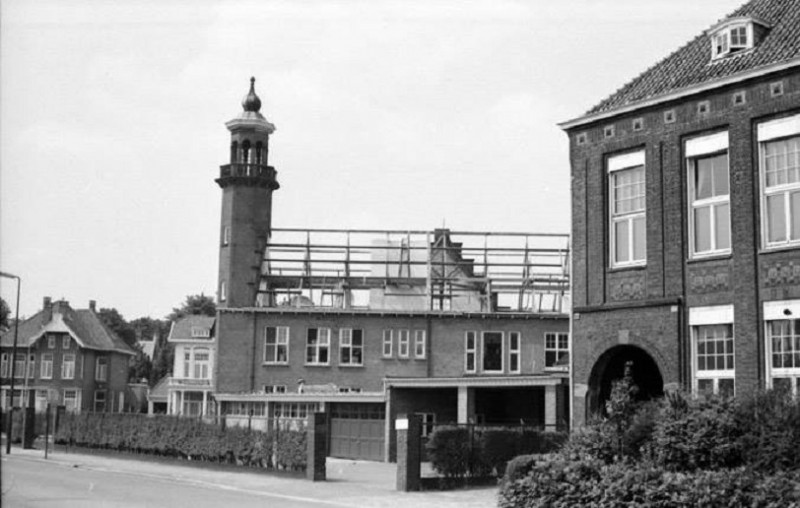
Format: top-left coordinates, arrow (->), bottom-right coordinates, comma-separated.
256,228 -> 569,314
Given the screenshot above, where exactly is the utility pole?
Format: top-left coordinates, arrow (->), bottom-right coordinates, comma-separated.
1,271 -> 21,454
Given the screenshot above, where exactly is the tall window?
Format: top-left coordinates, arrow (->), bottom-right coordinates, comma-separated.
95,356 -> 108,382
687,132 -> 730,256
61,353 -> 76,379
759,115 -> 800,248
693,324 -> 735,396
509,332 -> 520,374
14,354 -> 25,378
306,328 -> 330,365
62,335 -> 71,349
609,151 -> 646,267
382,330 -> 393,358
63,389 -> 79,413
41,354 -> 53,379
339,328 -> 363,366
0,353 -> 7,378
264,326 -> 289,364
764,300 -> 800,396
193,349 -> 210,379
219,280 -> 227,302
27,354 -> 35,379
545,332 -> 569,371
48,336 -> 56,349
482,332 -> 503,373
94,390 -> 107,412
398,329 -> 410,358
465,332 -> 477,373
414,330 -> 427,359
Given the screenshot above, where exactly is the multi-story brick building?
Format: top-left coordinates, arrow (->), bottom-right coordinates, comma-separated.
561,0 -> 800,426
0,298 -> 135,413
212,79 -> 571,461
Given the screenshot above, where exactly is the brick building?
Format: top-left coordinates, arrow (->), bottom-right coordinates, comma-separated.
561,0 -> 800,426
0,298 -> 135,413
211,79 -> 571,461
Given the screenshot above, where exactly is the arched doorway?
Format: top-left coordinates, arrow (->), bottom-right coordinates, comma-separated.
586,345 -> 664,419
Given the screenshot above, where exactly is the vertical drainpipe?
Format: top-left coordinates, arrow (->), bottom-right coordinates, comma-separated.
251,310 -> 257,392
568,232 -> 574,431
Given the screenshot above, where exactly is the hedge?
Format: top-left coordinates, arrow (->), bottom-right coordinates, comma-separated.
425,426 -> 567,479
499,376 -> 800,508
55,413 -> 306,471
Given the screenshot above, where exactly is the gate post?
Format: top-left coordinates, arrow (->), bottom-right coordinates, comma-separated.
306,412 -> 327,481
395,413 -> 422,492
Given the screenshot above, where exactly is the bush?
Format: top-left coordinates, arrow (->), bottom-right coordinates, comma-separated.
426,426 -> 472,478
735,389 -> 800,472
54,412 -> 307,472
502,454 -> 537,484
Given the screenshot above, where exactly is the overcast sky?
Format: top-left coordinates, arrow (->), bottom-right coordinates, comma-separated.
1,0 -> 745,320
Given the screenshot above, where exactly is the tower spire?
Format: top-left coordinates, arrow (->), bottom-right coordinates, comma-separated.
242,76 -> 262,113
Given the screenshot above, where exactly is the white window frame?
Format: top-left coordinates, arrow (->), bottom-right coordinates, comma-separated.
509,331 -> 521,374
0,353 -> 7,378
465,331 -> 477,374
305,327 -> 331,366
339,328 -> 363,366
63,389 -> 80,413
193,348 -> 210,379
264,326 -> 289,364
95,356 -> 108,382
414,330 -> 426,359
222,225 -> 231,246
689,305 -> 735,397
711,22 -> 753,60
41,353 -> 53,380
608,151 -> 647,267
27,354 -> 35,379
61,353 -> 76,379
419,412 -> 436,437
13,354 -> 25,379
382,329 -> 393,358
190,326 -> 210,338
764,300 -> 800,396
758,115 -> 800,249
219,280 -> 227,302
398,329 -> 410,358
686,132 -> 731,258
545,332 -> 570,371
481,331 -> 504,374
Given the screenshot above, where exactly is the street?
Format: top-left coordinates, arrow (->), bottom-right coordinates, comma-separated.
0,449 -> 497,508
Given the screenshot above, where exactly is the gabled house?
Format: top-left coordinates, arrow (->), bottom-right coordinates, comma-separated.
561,0 -> 800,426
163,315 -> 216,417
0,297 -> 135,413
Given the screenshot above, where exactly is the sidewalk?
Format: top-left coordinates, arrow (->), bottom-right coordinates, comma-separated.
2,445 -> 498,508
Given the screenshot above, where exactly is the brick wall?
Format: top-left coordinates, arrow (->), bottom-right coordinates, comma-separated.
567,69 -> 800,426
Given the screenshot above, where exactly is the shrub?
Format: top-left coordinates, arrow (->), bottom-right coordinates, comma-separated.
735,389 -> 800,472
426,426 -> 472,478
502,454 -> 537,484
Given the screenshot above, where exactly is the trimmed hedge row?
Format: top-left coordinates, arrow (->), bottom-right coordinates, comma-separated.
426,426 -> 567,479
55,413 -> 306,471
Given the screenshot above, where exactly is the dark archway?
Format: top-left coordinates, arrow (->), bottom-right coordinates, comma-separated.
586,345 -> 664,419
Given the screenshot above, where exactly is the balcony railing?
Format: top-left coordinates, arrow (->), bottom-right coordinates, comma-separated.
219,163 -> 277,180
168,378 -> 212,388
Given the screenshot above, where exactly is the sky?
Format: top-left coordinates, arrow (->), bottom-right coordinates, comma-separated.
0,0 -> 746,321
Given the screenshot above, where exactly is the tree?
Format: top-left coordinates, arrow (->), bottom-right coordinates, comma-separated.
0,297 -> 9,331
166,293 -> 216,322
97,307 -> 137,347
128,343 -> 153,383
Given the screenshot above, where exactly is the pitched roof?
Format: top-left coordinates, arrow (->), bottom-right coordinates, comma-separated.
566,0 -> 800,127
167,315 -> 215,342
0,302 -> 135,355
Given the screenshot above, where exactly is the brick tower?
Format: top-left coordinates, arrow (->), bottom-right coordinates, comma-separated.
216,78 -> 279,308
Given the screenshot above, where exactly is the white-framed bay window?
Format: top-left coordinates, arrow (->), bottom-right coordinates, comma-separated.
608,151 -> 646,267
764,300 -> 800,396
758,114 -> 800,249
686,131 -> 731,257
690,305 -> 735,396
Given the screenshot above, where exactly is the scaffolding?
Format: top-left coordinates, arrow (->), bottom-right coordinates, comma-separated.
255,228 -> 569,314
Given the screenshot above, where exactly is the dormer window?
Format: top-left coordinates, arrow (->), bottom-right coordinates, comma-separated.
191,326 -> 211,338
709,17 -> 769,61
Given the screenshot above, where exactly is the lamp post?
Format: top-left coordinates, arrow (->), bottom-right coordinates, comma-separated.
0,271 -> 21,454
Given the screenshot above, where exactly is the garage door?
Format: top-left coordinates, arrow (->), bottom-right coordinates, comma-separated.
330,403 -> 385,461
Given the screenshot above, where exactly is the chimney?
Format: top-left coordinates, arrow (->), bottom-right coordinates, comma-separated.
42,296 -> 53,323
89,300 -> 96,312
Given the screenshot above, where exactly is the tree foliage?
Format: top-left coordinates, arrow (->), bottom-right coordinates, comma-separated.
166,293 -> 216,322
0,297 -> 10,331
97,307 -> 137,347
